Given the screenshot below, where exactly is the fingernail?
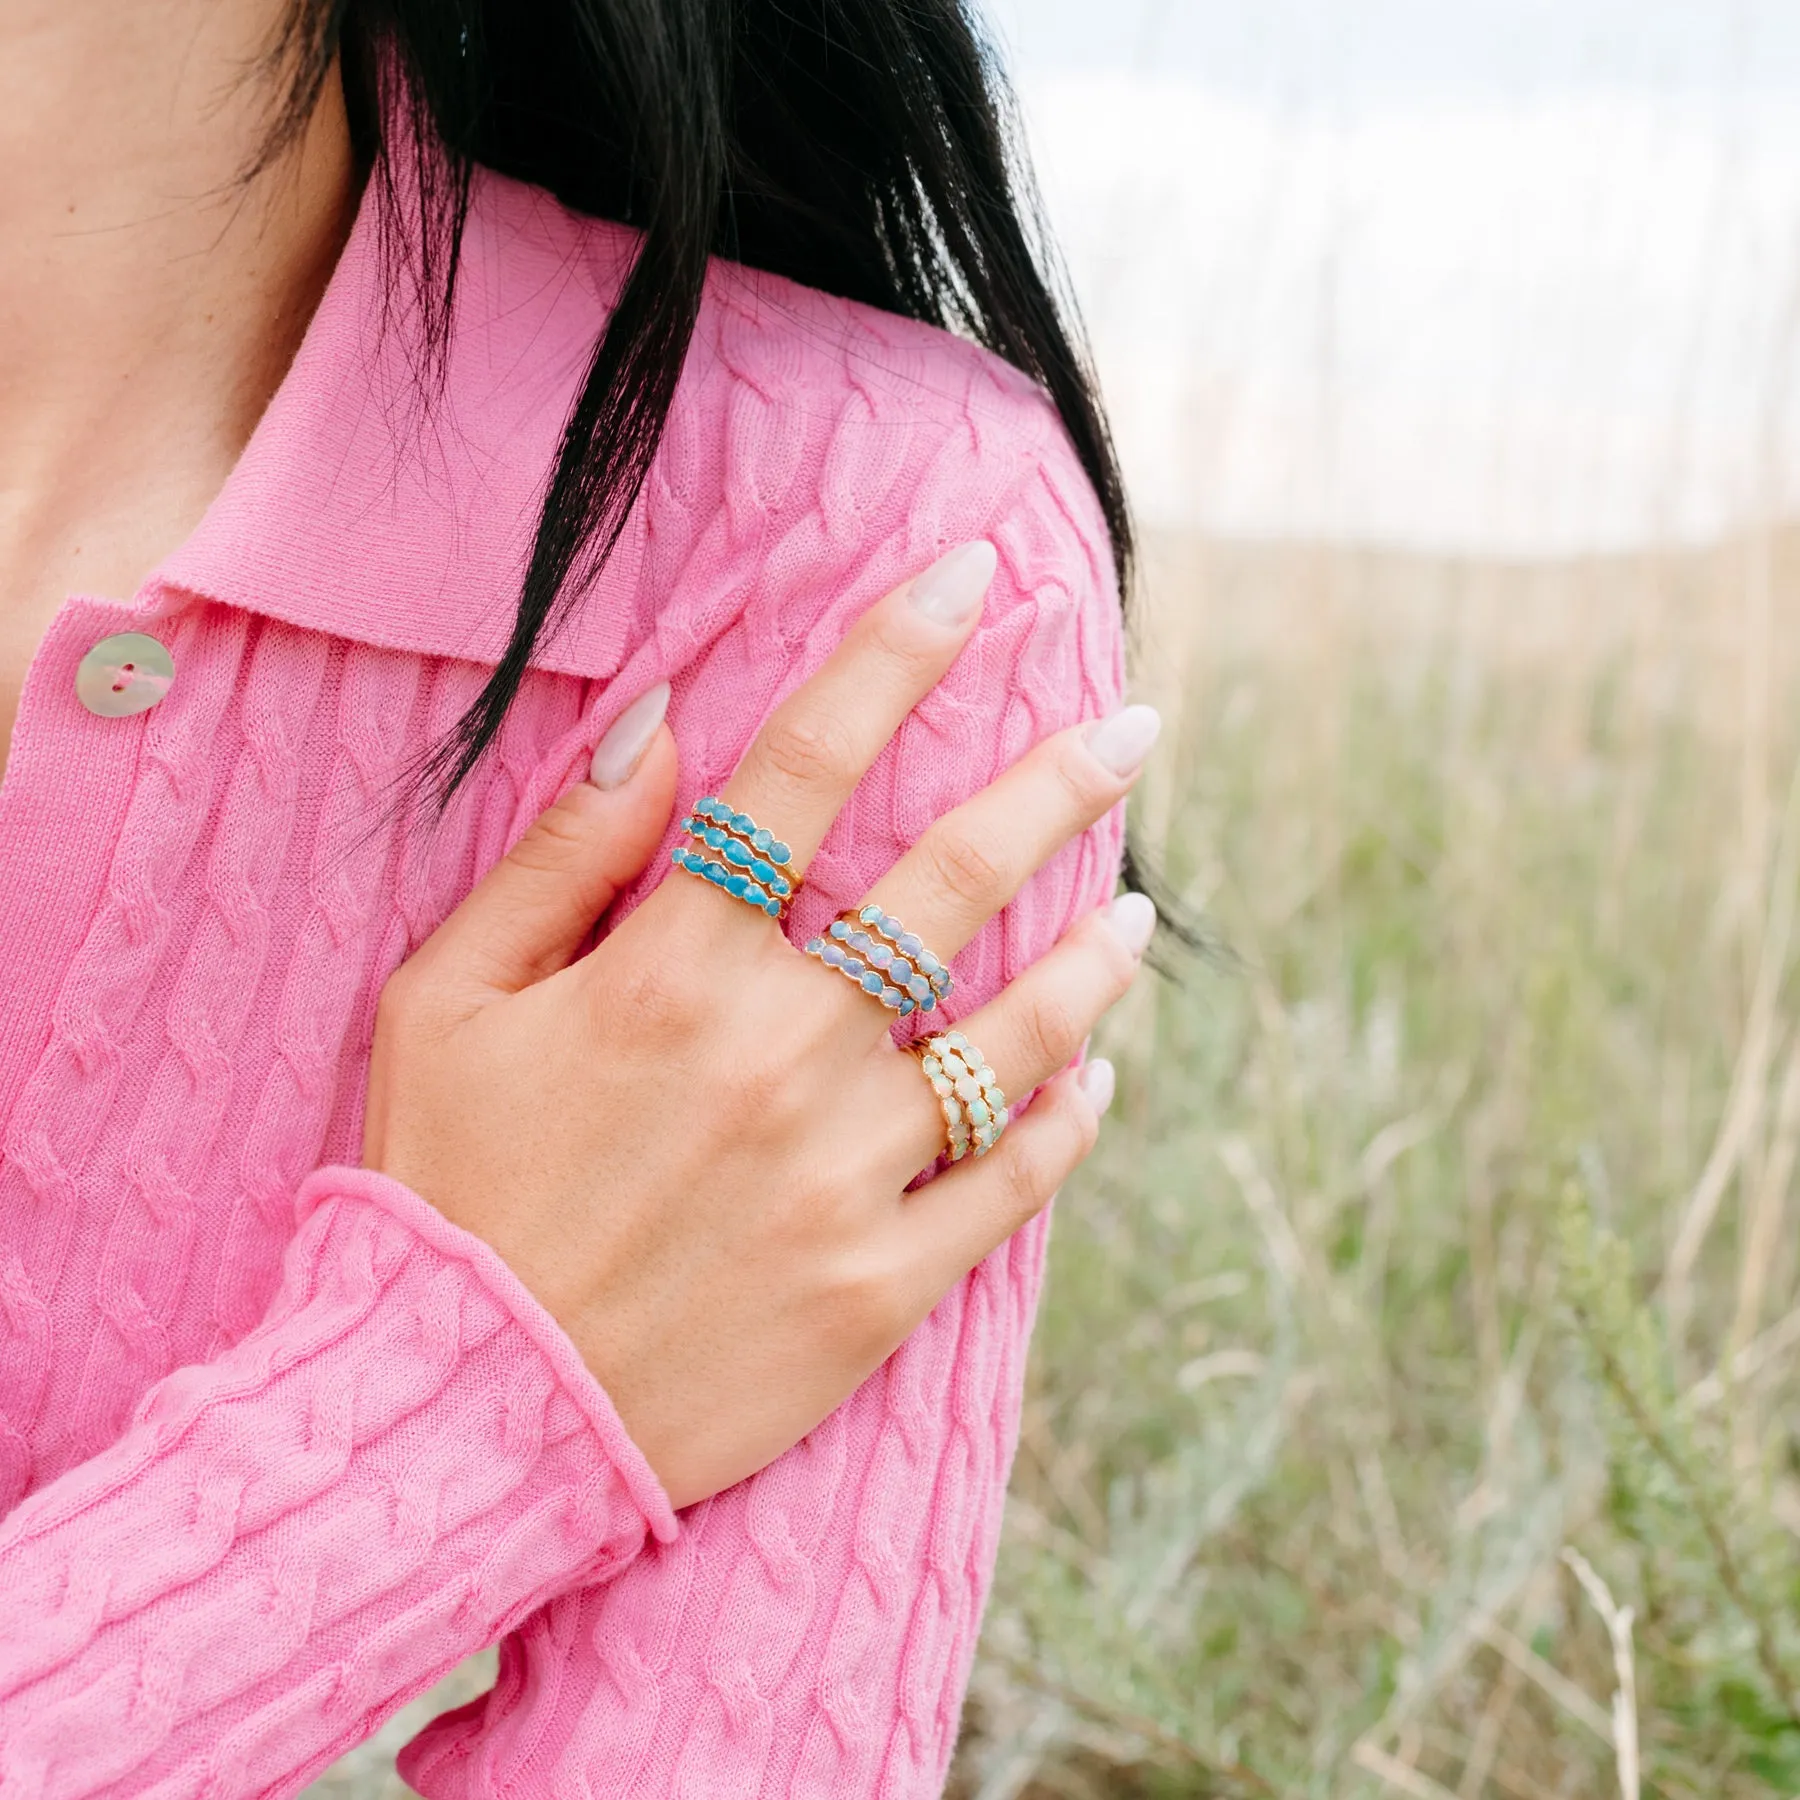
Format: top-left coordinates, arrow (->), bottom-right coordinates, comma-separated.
1078,1058 -> 1116,1117
1084,704 -> 1162,777
589,682 -> 670,790
1104,891 -> 1157,957
908,540 -> 998,627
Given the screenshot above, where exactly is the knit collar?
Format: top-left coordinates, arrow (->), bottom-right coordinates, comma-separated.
150,168 -> 647,679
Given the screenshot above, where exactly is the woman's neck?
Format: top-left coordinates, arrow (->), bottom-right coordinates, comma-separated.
0,0 -> 358,613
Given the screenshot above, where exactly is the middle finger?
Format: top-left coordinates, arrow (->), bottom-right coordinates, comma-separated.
854,704 -> 1161,967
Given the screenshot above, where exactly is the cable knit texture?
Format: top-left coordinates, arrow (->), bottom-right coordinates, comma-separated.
0,166 -> 1122,1799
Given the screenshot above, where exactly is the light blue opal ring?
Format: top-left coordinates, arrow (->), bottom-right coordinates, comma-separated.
804,906 -> 954,1017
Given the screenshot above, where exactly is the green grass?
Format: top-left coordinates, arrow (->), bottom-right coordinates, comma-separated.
951,535 -> 1800,1799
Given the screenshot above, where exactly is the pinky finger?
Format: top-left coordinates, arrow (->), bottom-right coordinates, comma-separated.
904,1060 -> 1115,1288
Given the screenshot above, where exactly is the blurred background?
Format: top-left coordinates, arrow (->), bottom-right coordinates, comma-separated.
314,5 -> 1800,1796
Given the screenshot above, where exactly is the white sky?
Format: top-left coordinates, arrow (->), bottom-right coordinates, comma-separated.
980,0 -> 1800,552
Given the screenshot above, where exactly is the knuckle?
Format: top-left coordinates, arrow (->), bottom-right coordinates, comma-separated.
506,799 -> 593,875
612,955 -> 701,1034
1048,731 -> 1114,813
728,1051 -> 800,1123
375,960 -> 433,1033
826,1255 -> 914,1359
759,711 -> 858,790
1019,987 -> 1081,1074
1090,915 -> 1140,996
861,608 -> 940,682
921,823 -> 1008,910
1065,1082 -> 1103,1163
999,1134 -> 1054,1222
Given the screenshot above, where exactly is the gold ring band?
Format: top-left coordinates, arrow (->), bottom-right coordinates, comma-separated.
910,1031 -> 1009,1163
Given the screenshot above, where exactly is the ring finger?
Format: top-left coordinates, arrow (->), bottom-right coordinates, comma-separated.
881,891 -> 1155,1172
854,705 -> 1161,987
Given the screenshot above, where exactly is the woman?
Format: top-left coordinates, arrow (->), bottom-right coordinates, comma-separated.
0,1 -> 1157,1795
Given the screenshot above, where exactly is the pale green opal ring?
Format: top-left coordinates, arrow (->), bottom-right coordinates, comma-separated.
910,1031 -> 1009,1162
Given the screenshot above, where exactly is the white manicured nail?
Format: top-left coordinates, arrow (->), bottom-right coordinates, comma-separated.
589,683 -> 670,790
908,540 -> 997,626
1104,891 -> 1157,956
1084,705 -> 1162,777
1078,1058 -> 1116,1116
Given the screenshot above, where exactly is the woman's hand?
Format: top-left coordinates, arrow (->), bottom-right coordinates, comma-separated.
362,543 -> 1159,1510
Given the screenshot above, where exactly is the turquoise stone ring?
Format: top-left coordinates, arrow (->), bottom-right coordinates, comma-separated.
671,798 -> 803,922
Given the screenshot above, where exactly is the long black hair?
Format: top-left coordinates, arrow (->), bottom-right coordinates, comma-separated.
274,0 -> 1182,926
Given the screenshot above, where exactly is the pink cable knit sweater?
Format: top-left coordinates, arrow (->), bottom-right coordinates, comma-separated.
0,167 -> 1123,1798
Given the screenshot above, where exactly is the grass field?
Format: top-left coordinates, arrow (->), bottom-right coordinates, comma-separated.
949,530 -> 1800,1798
308,527 -> 1800,1798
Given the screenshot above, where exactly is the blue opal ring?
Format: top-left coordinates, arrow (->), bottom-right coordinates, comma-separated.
911,1032 -> 1009,1161
804,905 -> 954,1017
672,796 -> 802,921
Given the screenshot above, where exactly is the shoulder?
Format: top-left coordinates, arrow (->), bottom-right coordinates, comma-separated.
473,172 -> 1121,708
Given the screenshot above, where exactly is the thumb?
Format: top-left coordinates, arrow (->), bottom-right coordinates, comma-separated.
414,684 -> 679,1003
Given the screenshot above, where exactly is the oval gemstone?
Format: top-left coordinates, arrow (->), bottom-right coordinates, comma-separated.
723,839 -> 752,866
769,844 -> 792,865
917,952 -> 942,976
847,931 -> 873,954
906,975 -> 930,1002
860,970 -> 884,994
860,904 -> 883,925
822,944 -> 847,966
752,827 -> 773,851
897,933 -> 923,958
750,858 -> 777,885
829,920 -> 850,940
726,874 -> 750,897
880,986 -> 903,1007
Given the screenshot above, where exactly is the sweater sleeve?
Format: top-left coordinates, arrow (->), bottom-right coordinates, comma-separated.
397,447 -> 1127,1800
0,1167 -> 675,1800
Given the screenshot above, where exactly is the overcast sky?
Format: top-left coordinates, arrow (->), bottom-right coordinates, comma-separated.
974,1 -> 1800,552
989,0 -> 1800,97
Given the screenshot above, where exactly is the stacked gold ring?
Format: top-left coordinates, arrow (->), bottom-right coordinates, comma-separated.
671,796 -> 802,923
804,905 -> 954,1018
911,1031 -> 1009,1161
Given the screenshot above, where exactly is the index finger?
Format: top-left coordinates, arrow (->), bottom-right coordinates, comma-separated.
716,540 -> 997,870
